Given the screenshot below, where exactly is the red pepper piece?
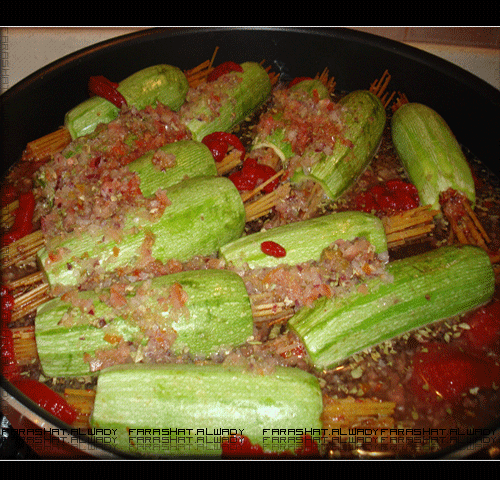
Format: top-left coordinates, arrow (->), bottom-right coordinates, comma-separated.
207,61 -> 243,82
1,327 -> 21,380
288,76 -> 313,88
1,286 -> 15,324
462,301 -> 500,352
354,180 -> 419,215
354,191 -> 378,213
229,158 -> 279,194
261,240 -> 286,258
2,363 -> 22,381
202,132 -> 245,163
1,191 -> 36,247
228,170 -> 257,191
88,75 -> 127,108
384,180 -> 419,209
236,158 -> 262,187
385,179 -> 418,195
203,138 -> 227,162
409,342 -> 500,404
376,191 -> 402,213
257,165 -> 280,194
11,379 -> 78,425
0,184 -> 19,207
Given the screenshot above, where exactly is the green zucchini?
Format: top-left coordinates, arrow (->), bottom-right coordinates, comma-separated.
35,269 -> 254,377
289,245 -> 494,370
391,102 -> 475,211
220,211 -> 387,270
291,90 -> 386,200
179,61 -> 271,141
38,140 -> 217,208
37,176 -> 245,289
128,140 -> 217,198
65,64 -> 189,139
90,363 -> 323,457
288,78 -> 330,99
251,79 -> 331,161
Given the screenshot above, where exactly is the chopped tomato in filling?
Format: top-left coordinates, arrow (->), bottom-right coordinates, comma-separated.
37,103 -> 188,240
254,88 -> 344,157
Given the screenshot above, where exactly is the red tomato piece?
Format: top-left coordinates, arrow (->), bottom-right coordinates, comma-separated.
205,139 -> 228,162
409,342 -> 500,404
1,286 -> 15,324
1,191 -> 36,246
354,192 -> 378,213
241,158 -> 275,190
288,76 -> 313,88
1,327 -> 18,377
257,165 -> 279,193
385,179 -> 418,195
207,61 -> 243,82
88,75 -> 127,108
202,132 -> 245,163
462,301 -> 500,352
11,379 -> 78,425
229,158 -> 279,193
261,241 -> 286,258
0,184 -> 19,207
228,170 -> 257,191
376,192 -> 400,212
354,180 -> 419,215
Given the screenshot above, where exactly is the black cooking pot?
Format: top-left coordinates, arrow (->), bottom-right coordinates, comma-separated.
1,27 -> 499,459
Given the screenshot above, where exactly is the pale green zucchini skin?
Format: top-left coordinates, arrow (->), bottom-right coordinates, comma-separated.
251,79 -> 330,161
220,211 -> 387,270
288,78 -> 330,99
38,141 -> 217,219
289,245 -> 494,370
179,62 -> 272,141
291,90 -> 386,200
35,269 -> 254,377
90,363 -> 323,457
128,140 -> 217,197
65,64 -> 189,139
37,176 -> 245,289
391,102 -> 475,211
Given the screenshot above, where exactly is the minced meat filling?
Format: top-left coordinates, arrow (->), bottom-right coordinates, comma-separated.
34,103 -> 190,239
49,236 -> 389,377
254,88 -> 345,156
253,88 -> 346,179
234,238 -> 389,312
179,71 -> 242,124
81,280 -> 188,373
